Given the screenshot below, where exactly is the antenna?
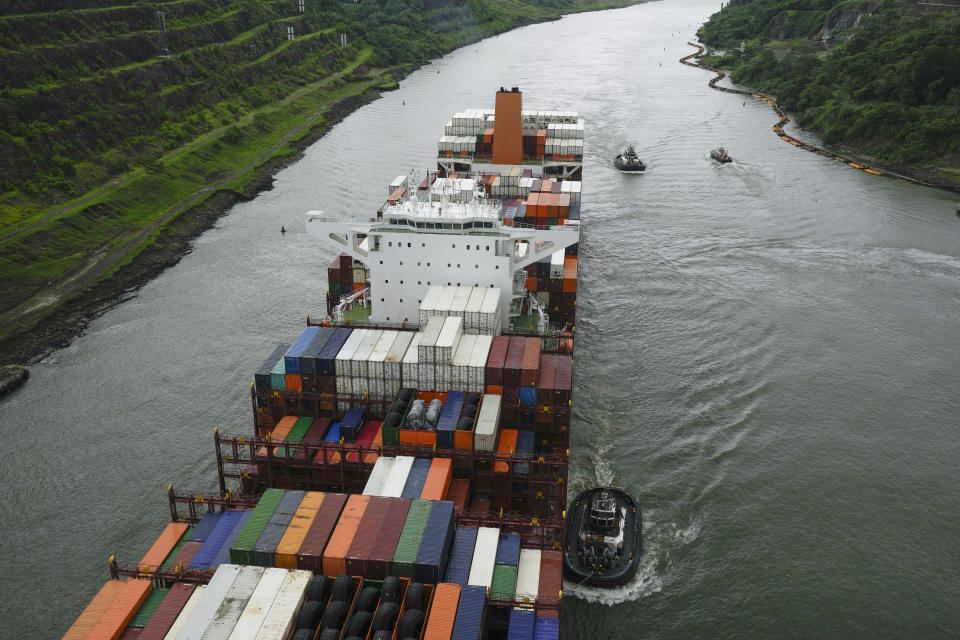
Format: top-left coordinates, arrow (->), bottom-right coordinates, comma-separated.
156,11 -> 169,56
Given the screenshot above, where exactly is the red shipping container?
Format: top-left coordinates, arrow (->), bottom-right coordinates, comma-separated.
520,338 -> 541,387
485,336 -> 510,385
298,492 -> 349,573
346,496 -> 390,576
503,337 -> 526,388
538,550 -> 563,606
553,356 -> 572,406
537,355 -> 558,406
494,429 -> 518,473
137,583 -> 196,640
345,420 -> 380,463
524,276 -> 537,291
367,497 -> 412,578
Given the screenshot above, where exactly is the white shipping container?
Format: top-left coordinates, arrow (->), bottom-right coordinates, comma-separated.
389,175 -> 407,195
452,334 -> 477,369
450,286 -> 471,317
201,565 -> 265,640
335,329 -> 367,378
419,285 -> 443,325
351,377 -> 368,397
336,375 -> 352,396
164,585 -> 207,640
368,330 -> 398,379
464,287 -> 485,332
417,316 -> 445,363
550,250 -> 565,279
382,455 -> 415,497
385,332 -> 413,379
474,394 -> 501,451
401,333 -> 421,387
470,335 -> 493,391
514,549 -> 542,604
175,564 -> 242,640
467,527 -> 501,589
226,568 -> 288,640
351,329 -> 382,377
253,570 -> 311,640
363,457 -> 395,495
436,286 -> 457,315
436,316 -> 463,364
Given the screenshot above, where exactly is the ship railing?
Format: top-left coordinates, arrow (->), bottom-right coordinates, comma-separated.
108,555 -> 215,585
305,316 -> 570,346
166,484 -> 259,524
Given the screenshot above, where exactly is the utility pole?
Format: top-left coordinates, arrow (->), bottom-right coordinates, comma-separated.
157,11 -> 169,56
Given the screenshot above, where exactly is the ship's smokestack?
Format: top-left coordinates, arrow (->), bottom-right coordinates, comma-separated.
493,88 -> 522,165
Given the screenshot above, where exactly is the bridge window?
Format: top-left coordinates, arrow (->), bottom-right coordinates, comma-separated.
407,242 -> 411,247
466,244 -> 470,250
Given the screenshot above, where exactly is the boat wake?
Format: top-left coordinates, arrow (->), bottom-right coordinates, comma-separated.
564,545 -> 663,604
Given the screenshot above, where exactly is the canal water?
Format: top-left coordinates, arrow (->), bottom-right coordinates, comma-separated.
3,1 -> 959,637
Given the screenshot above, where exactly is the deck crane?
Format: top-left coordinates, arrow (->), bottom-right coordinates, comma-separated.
526,291 -> 549,334
332,286 -> 369,324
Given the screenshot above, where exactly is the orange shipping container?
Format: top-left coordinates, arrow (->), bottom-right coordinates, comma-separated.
563,256 -> 578,293
485,385 -> 503,395
258,415 -> 297,457
353,282 -> 365,292
363,426 -> 383,464
453,415 -> 475,451
85,578 -> 152,640
62,581 -> 126,640
418,429 -> 437,446
421,458 -> 453,500
526,192 -> 539,218
524,276 -> 536,291
399,428 -> 419,445
423,583 -> 461,640
322,494 -> 369,575
494,429 -> 518,473
275,491 -> 326,569
285,373 -> 302,392
138,522 -> 190,572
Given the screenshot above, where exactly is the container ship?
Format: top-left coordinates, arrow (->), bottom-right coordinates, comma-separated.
63,88 -> 587,640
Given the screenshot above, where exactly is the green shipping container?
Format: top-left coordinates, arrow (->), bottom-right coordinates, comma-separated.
381,425 -> 400,446
491,564 -> 518,601
270,359 -> 286,391
392,500 -> 433,578
330,281 -> 341,297
230,488 -> 285,564
129,586 -> 169,627
275,417 -> 313,458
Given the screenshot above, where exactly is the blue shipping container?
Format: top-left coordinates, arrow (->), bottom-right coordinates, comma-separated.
316,328 -> 352,377
436,390 -> 465,449
284,327 -> 321,374
507,608 -> 535,640
401,458 -> 432,499
513,430 -> 536,476
188,509 -> 247,570
534,618 -> 559,640
299,328 -> 335,376
495,533 -> 521,566
211,510 -> 253,569
252,490 -> 306,566
519,386 -> 537,406
255,344 -> 289,393
324,422 -> 342,443
451,585 -> 487,640
188,511 -> 223,542
414,500 -> 456,583
340,407 -> 365,442
445,526 -> 479,584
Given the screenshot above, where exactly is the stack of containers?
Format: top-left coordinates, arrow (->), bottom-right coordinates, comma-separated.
282,327 -> 321,393
513,431 -> 535,476
401,334 -> 422,390
507,607 -> 536,640
532,354 -> 573,452
230,489 -> 285,565
434,317 -> 463,391
537,550 -> 564,610
448,286 -> 471,322
335,329 -> 367,396
366,330 -> 398,399
173,564 -> 244,638
135,583 -> 197,640
485,336 -> 509,395
444,527 -> 478,585
252,570 -> 312,640
349,329 -> 383,402
451,584 -> 487,640
366,497 -> 412,578
417,316 -> 445,391
451,335 -> 477,390
418,286 -> 443,325
501,337 -> 525,405
274,492 -> 326,569
385,331 -> 414,397
296,493 -> 348,573
155,584 -> 207,640
392,499 -> 433,578
224,567 -> 288,640
251,490 -> 305,566
467,527 -> 500,590
381,455 -> 415,498
436,391 -> 464,449
515,549 -> 542,605
414,500 -> 456,582
519,338 -> 541,405
473,394 -> 501,452
75,579 -> 153,640
190,510 -> 248,571
316,327 -> 352,395
491,533 -> 521,601
269,356 -> 286,392
326,253 -> 355,314
273,417 -> 313,458
346,496 -> 391,575
254,344 -> 288,394
199,564 -> 264,638
322,494 -> 369,575
137,522 -> 190,573
463,288 -> 485,333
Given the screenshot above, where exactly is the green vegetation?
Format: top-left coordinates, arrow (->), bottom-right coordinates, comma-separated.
697,0 -> 960,167
0,0 -> 637,342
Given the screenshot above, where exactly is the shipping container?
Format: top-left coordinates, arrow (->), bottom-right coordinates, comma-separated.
62,581 -> 126,640
254,345 -> 288,393
363,456 -> 395,496
450,584 -> 486,640
392,499 -> 433,578
507,607 -> 535,640
436,391 -> 464,448
230,489 -> 285,565
346,496 -> 391,576
316,328 -> 352,377
444,527 -> 478,585
436,317 -> 464,364
224,567 -> 288,640
256,417 -> 296,457
414,501 -> 456,583
200,565 -> 264,640
421,457 -> 453,500
160,585 -> 206,640
514,549 -> 541,604
273,418 -> 313,458
274,492 -> 325,569
381,455 -> 415,498
129,586 -> 168,629
422,583 -> 460,640
520,338 -> 541,387
335,329 -> 367,379
537,551 -> 563,605
401,458 -> 432,499
284,327 -> 321,375
534,617 -> 560,640
165,541 -> 203,573
252,570 -> 312,640
139,523 -> 190,572
366,497 -> 412,579
173,564 -> 242,640
401,334 -> 421,389
211,511 -> 253,570
322,494 -> 369,576
269,358 -> 285,391
503,337 -> 526,388
474,394 -> 501,452
491,564 -> 518,601
339,407 -> 365,443
190,510 -> 247,571
467,527 -> 500,589
188,513 -> 222,543
496,533 -> 521,566
297,493 -> 348,573
298,328 -> 335,376
485,337 -> 509,386
137,584 -> 196,640
385,331 -> 413,379
351,329 -> 383,377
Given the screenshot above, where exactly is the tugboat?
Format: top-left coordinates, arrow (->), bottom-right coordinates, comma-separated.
563,487 -> 642,587
711,146 -> 732,163
614,145 -> 646,172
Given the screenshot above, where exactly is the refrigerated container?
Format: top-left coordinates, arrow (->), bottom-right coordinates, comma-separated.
467,527 -> 500,589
